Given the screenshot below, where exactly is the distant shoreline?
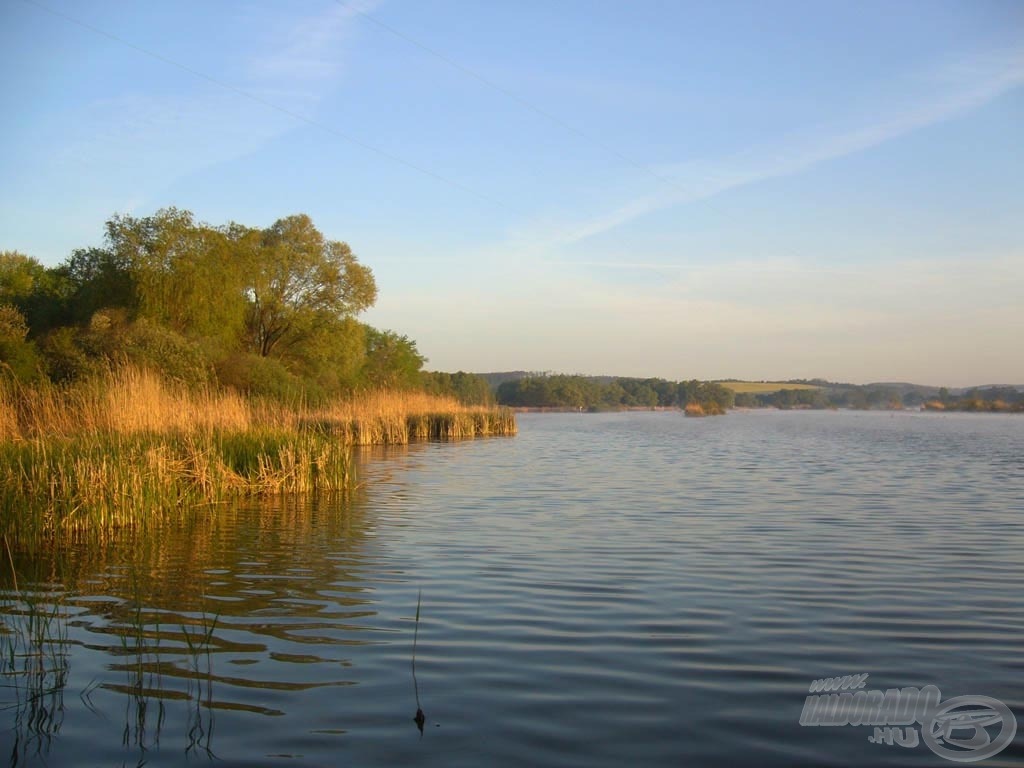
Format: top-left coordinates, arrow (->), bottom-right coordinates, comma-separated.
511,405 -> 1022,415
511,406 -> 680,413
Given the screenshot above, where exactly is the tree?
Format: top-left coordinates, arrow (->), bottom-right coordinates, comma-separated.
361,328 -> 425,389
241,215 -> 377,359
3,210 -> 390,395
0,252 -> 44,303
701,382 -> 735,410
678,379 -> 702,406
422,371 -> 494,405
59,246 -> 137,324
734,392 -> 758,408
103,209 -> 246,350
0,251 -> 70,335
287,315 -> 366,395
0,304 -> 42,381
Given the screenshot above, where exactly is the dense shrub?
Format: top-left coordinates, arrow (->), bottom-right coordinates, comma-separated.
0,304 -> 44,383
121,319 -> 214,387
215,352 -> 308,401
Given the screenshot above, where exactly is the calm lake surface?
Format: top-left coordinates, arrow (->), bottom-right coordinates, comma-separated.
2,410 -> 1022,766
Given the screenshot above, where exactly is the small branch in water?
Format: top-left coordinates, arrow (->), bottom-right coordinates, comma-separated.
412,589 -> 424,734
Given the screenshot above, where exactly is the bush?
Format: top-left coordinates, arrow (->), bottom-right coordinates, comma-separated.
40,326 -> 99,383
0,304 -> 44,383
215,352 -> 309,401
121,319 -> 213,387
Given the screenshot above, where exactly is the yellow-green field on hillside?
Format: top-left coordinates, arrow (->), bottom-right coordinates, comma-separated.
716,381 -> 822,394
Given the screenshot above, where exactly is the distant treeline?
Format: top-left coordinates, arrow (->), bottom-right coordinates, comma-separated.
496,374 -> 734,413
489,373 -> 1023,413
0,208 -> 490,405
737,385 -> 1024,412
422,370 -> 494,405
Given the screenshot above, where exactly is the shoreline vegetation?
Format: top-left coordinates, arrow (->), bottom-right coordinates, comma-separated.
497,375 -> 735,415
489,373 -> 1023,415
1,209 -> 516,541
0,367 -> 515,541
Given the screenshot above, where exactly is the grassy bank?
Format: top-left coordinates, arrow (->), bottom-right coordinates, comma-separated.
0,368 -> 515,539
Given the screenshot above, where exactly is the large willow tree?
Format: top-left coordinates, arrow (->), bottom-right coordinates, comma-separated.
234,214 -> 377,359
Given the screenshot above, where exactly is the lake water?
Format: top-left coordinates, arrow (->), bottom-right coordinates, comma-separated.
1,410 -> 1022,766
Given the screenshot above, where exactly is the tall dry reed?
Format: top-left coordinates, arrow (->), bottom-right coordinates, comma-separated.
312,389 -> 516,445
0,367 -> 515,539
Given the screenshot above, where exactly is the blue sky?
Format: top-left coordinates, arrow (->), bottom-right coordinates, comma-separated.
2,0 -> 1022,386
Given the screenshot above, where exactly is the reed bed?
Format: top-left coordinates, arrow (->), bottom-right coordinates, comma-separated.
311,389 -> 517,444
683,402 -> 726,417
0,368 -> 515,539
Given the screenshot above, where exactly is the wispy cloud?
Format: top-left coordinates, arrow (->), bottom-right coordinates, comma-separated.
528,46 -> 1024,251
56,2 -> 380,211
247,0 -> 381,91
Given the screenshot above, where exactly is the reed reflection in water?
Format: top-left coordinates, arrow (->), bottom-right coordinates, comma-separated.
0,488 -> 402,766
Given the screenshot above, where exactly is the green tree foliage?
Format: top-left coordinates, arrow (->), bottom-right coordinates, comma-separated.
733,392 -> 758,408
361,328 -> 425,389
933,386 -> 1023,412
82,311 -> 214,387
103,209 -> 246,352
0,251 -> 70,334
422,371 -> 494,405
59,246 -> 137,325
496,374 -> 668,409
496,374 -> 1024,414
214,352 -> 307,401
241,215 -> 377,359
496,374 -> 743,412
599,381 -> 627,409
284,316 -> 366,397
0,209 -> 413,398
38,327 -> 98,383
31,210 -> 382,394
676,380 -> 734,414
616,378 -> 673,407
0,304 -> 43,382
0,252 -> 39,299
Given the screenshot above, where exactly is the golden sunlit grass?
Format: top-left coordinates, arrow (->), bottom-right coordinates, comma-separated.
0,368 -> 515,539
716,381 -> 821,394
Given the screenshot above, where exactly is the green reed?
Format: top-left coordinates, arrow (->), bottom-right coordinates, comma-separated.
0,538 -> 71,763
0,428 -> 353,541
